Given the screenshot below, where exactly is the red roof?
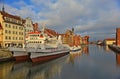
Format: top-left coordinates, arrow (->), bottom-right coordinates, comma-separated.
45,28 -> 57,36
0,11 -> 24,21
105,38 -> 116,41
28,31 -> 41,34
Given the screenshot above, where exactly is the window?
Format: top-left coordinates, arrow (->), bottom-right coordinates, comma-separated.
13,31 -> 15,34
9,31 -> 11,34
13,26 -> 14,29
9,36 -> 11,40
5,36 -> 7,40
13,37 -> 14,40
9,25 -> 11,28
5,24 -> 7,27
5,30 -> 7,33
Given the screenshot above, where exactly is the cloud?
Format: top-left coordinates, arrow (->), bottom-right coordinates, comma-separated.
1,0 -> 120,40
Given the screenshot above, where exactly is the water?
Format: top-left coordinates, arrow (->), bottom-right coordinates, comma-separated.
0,45 -> 120,79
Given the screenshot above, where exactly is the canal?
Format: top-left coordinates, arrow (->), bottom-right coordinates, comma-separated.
0,45 -> 120,79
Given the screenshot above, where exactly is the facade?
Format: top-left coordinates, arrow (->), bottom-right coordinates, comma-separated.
26,26 -> 58,45
24,17 -> 34,36
103,38 -> 116,45
116,28 -> 120,46
0,11 -> 24,48
33,23 -> 39,32
82,36 -> 89,45
60,28 -> 86,46
60,29 -> 74,45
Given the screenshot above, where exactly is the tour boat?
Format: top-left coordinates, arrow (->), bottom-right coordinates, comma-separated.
8,26 -> 70,63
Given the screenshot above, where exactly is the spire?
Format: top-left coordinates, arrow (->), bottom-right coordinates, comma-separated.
72,27 -> 74,33
2,0 -> 5,12
42,22 -> 46,32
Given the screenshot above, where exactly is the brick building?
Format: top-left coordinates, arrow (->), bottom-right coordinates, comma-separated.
116,28 -> 120,46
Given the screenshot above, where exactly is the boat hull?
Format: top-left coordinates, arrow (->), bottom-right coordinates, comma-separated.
70,48 -> 81,52
30,51 -> 69,63
12,51 -> 30,62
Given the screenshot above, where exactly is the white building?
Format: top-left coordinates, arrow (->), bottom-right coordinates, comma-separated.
24,17 -> 34,36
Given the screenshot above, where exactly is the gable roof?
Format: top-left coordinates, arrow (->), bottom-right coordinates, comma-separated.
0,11 -> 23,21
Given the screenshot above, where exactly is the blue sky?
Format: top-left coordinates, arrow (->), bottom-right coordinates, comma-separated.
0,0 -> 120,41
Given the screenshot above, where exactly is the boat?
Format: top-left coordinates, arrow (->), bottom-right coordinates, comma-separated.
8,47 -> 30,61
70,46 -> 81,52
69,35 -> 81,53
29,44 -> 69,63
8,25 -> 70,63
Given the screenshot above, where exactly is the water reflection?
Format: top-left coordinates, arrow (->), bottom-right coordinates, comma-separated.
68,50 -> 82,64
0,55 -> 69,79
103,45 -> 111,52
1,45 -> 120,79
0,62 -> 14,79
27,55 -> 68,79
116,53 -> 120,66
82,46 -> 89,55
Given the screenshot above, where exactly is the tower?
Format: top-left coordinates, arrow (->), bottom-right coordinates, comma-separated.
72,28 -> 74,34
1,0 -> 5,12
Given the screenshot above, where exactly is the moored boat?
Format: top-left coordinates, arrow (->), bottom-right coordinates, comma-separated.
29,44 -> 69,63
8,47 -> 30,61
70,46 -> 81,52
8,25 -> 70,63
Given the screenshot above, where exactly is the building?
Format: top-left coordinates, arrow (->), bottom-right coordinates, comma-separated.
24,17 -> 34,36
116,28 -> 120,46
103,38 -> 116,45
61,29 -> 74,45
60,28 -> 85,46
33,23 -> 39,32
82,36 -> 89,45
0,11 -> 25,48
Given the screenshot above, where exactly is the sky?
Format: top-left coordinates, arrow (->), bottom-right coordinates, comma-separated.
0,0 -> 120,41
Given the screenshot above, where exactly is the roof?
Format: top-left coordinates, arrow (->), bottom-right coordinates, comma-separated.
45,28 -> 58,36
105,38 -> 116,41
28,31 -> 41,34
0,11 -> 23,21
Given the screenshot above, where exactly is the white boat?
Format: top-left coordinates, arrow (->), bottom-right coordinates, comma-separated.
70,46 -> 81,52
8,47 -> 30,61
9,26 -> 70,63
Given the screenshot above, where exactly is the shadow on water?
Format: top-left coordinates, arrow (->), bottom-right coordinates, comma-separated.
0,55 -> 69,79
27,55 -> 69,79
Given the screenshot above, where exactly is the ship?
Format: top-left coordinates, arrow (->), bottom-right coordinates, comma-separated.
9,25 -> 70,63
26,29 -> 70,63
8,47 -> 30,61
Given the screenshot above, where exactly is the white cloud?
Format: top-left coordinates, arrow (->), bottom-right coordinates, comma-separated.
1,0 -> 120,40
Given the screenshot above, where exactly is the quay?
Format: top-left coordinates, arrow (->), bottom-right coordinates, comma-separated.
108,45 -> 120,53
0,48 -> 14,62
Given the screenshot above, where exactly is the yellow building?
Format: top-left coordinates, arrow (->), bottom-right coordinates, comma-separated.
103,38 -> 116,45
0,11 -> 25,48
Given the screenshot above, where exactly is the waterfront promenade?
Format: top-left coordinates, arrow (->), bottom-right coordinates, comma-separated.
0,49 -> 13,62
